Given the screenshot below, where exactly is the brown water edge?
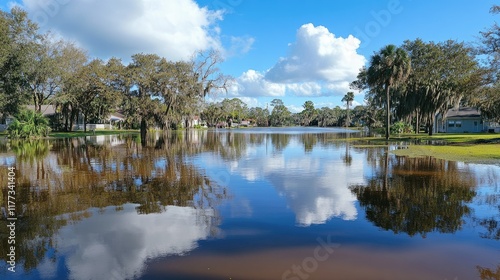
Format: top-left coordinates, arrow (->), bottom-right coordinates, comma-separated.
143,243 -> 497,280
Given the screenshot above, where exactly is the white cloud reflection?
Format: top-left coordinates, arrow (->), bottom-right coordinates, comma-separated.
225,140 -> 365,226
42,205 -> 216,280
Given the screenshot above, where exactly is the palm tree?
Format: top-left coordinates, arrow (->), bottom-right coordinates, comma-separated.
366,45 -> 411,140
342,91 -> 355,127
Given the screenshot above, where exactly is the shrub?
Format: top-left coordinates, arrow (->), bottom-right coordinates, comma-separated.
8,110 -> 51,139
391,121 -> 414,134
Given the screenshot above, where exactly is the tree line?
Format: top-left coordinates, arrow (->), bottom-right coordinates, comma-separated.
0,8 -> 229,143
351,5 -> 500,139
201,97 -> 370,128
3,6 -> 500,141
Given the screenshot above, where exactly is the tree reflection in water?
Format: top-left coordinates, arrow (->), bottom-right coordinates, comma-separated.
0,132 -> 227,272
477,264 -> 500,280
351,147 -> 477,237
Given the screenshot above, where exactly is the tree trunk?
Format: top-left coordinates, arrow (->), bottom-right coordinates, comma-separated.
33,91 -> 40,113
427,117 -> 434,136
64,110 -> 69,132
69,110 -> 76,132
346,103 -> 350,128
385,85 -> 391,140
140,118 -> 147,146
415,109 -> 419,134
83,114 -> 87,132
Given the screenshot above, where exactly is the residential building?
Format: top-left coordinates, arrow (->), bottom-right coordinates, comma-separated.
434,107 -> 500,133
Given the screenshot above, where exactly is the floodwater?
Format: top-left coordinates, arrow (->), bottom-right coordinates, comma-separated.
0,127 -> 499,280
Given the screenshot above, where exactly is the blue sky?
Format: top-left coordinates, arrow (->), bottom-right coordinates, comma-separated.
1,0 -> 497,112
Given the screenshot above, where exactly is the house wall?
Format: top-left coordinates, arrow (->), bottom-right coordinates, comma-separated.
445,118 -> 483,133
485,121 -> 500,133
73,124 -> 113,131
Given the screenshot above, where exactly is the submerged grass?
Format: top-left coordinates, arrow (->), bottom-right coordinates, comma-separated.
49,130 -> 139,138
331,132 -> 500,163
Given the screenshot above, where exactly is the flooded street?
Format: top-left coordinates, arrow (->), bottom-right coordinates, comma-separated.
1,128 -> 499,280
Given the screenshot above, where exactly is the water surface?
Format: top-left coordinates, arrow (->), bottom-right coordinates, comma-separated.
0,128 -> 499,280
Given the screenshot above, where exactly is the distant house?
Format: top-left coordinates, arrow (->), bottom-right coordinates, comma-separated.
435,107 -> 500,133
26,105 -> 57,117
182,116 -> 207,128
74,111 -> 125,131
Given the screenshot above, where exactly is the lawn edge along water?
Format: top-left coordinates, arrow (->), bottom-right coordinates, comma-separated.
329,133 -> 500,163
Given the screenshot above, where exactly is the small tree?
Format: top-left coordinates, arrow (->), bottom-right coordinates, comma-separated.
8,109 -> 50,139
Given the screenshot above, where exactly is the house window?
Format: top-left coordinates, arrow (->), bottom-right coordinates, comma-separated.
448,121 -> 455,127
455,121 -> 462,128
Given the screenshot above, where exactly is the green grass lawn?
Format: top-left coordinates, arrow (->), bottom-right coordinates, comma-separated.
387,133 -> 500,163
392,144 -> 500,163
335,132 -> 500,163
390,133 -> 500,143
338,133 -> 500,144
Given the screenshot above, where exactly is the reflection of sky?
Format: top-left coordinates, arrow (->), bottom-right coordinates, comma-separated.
198,138 -> 366,226
0,155 -> 15,166
39,204 -> 216,280
464,163 -> 500,219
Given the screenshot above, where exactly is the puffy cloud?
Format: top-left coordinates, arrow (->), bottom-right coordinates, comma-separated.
286,82 -> 323,97
229,24 -> 366,98
287,104 -> 304,113
18,0 -> 225,61
235,69 -> 286,97
265,23 -> 365,90
237,96 -> 260,108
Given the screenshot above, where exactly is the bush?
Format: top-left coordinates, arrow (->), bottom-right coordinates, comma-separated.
391,121 -> 414,134
8,110 -> 51,139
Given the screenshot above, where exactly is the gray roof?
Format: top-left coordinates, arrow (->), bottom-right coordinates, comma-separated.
108,112 -> 125,121
25,105 -> 56,116
444,107 -> 481,118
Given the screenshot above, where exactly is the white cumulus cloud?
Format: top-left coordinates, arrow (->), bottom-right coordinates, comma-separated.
230,23 -> 366,98
265,23 -> 365,90
235,69 -> 286,97
18,0 -> 227,61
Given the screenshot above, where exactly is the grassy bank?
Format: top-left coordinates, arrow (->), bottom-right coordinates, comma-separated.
392,144 -> 500,163
331,133 -> 500,163
390,133 -> 500,143
383,133 -> 500,163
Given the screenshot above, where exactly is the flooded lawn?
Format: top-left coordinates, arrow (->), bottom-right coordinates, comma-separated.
1,128 -> 499,280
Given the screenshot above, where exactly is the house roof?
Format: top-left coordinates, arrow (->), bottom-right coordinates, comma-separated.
25,105 -> 56,116
108,112 -> 125,121
445,107 -> 481,118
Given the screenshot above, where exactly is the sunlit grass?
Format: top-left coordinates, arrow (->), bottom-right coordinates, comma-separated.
392,144 -> 500,163
396,133 -> 500,143
332,132 -> 500,162
330,133 -> 500,144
